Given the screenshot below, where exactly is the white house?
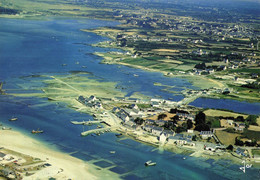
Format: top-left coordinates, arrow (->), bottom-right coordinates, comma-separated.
151,126 -> 164,136
187,129 -> 194,134
167,134 -> 187,145
159,133 -> 167,144
200,131 -> 214,139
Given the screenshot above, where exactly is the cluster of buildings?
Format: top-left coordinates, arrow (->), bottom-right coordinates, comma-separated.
220,119 -> 246,132
78,95 -> 103,109
112,104 -> 145,122
122,13 -> 254,39
76,93 -> 257,160
0,150 -> 49,179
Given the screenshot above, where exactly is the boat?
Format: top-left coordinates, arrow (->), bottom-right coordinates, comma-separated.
9,117 -> 18,121
144,160 -> 156,166
62,64 -> 67,66
133,74 -> 139,77
31,129 -> 44,134
115,133 -> 123,137
183,157 -> 186,160
2,127 -> 12,130
110,151 -> 116,154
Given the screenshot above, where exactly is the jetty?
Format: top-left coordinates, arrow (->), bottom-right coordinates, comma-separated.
71,120 -> 104,126
81,128 -> 111,136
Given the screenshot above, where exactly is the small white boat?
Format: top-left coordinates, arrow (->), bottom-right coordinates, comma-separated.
145,160 -> 156,166
9,117 -> 18,121
110,151 -> 116,154
2,127 -> 12,130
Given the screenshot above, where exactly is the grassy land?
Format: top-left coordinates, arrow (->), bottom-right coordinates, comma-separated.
204,109 -> 248,118
0,0 -> 114,19
211,120 -> 221,128
257,117 -> 260,126
252,149 -> 260,157
215,130 -> 240,145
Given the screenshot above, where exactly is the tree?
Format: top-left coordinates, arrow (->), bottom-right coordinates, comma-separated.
187,119 -> 193,129
245,139 -> 257,147
158,113 -> 167,120
182,122 -> 188,131
176,126 -> 182,133
226,144 -> 234,151
192,135 -> 197,141
194,62 -> 206,70
170,108 -> 177,114
170,115 -> 179,122
235,137 -> 244,146
195,111 -> 206,125
236,116 -> 244,122
246,115 -> 258,125
164,121 -> 176,130
225,127 -> 235,133
194,123 -> 210,131
134,117 -> 144,125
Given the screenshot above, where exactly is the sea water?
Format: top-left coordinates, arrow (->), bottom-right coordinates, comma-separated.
0,18 -> 259,179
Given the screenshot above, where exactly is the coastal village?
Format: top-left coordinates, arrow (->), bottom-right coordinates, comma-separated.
0,0 -> 260,179
74,93 -> 260,166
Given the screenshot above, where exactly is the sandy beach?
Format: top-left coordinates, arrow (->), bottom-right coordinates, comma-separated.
0,130 -> 120,180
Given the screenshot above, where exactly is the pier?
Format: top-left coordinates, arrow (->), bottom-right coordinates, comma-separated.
71,120 -> 104,126
81,128 -> 111,136
177,94 -> 201,106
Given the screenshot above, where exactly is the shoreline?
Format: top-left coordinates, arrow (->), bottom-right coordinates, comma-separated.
0,130 -> 121,180
119,129 -> 260,169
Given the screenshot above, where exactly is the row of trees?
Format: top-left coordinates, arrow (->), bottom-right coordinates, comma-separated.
235,137 -> 258,147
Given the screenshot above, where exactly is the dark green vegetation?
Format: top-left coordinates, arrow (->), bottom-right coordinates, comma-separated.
194,112 -> 210,131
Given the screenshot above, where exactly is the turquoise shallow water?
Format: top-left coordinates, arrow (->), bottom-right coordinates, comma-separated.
0,18 -> 259,179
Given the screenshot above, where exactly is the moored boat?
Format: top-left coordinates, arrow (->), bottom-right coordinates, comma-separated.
145,160 -> 156,166
9,117 -> 18,121
31,129 -> 44,134
2,127 -> 12,130
115,133 -> 123,137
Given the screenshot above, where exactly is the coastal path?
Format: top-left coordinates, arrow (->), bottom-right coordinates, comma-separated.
49,76 -> 81,93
